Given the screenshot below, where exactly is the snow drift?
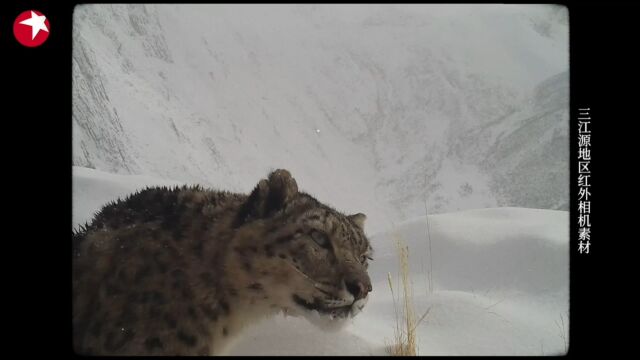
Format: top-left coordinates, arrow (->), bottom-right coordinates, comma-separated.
73,167 -> 569,355
72,4 -> 570,355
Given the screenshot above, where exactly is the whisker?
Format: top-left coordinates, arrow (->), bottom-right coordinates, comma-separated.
315,287 -> 334,297
283,260 -> 333,294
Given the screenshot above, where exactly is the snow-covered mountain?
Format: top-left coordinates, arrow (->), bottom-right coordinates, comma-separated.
72,4 -> 568,230
72,6 -> 570,355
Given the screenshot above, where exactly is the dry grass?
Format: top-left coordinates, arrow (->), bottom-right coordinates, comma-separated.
386,232 -> 431,356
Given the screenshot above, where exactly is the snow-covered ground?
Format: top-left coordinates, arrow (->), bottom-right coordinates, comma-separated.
72,4 -> 569,355
233,208 -> 568,356
73,167 -> 569,355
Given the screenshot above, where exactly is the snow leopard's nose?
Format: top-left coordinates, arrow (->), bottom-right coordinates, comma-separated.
345,278 -> 372,300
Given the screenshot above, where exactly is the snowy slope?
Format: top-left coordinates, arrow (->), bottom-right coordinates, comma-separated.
73,168 -> 569,355
72,5 -> 570,355
73,4 -> 569,224
231,207 -> 569,356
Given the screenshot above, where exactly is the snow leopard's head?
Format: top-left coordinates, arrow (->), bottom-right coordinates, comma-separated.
230,169 -> 373,330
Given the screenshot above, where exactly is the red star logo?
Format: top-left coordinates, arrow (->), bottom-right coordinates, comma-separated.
14,10 -> 50,47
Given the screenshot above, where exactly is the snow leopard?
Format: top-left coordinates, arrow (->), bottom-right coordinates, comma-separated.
72,169 -> 373,355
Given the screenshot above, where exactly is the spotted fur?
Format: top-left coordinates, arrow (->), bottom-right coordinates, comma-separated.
73,169 -> 372,355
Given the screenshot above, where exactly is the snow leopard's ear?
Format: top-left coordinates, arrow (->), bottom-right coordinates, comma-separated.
263,169 -> 299,212
348,213 -> 367,229
234,169 -> 298,227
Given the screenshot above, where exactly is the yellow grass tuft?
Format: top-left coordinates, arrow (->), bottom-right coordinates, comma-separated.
386,232 -> 431,356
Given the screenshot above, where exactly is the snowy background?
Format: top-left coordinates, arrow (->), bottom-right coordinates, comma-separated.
72,4 -> 569,355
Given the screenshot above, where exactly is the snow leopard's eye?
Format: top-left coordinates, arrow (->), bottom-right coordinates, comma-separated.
310,230 -> 330,248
